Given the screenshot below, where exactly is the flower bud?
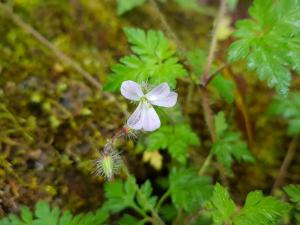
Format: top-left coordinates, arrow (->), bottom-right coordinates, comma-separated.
95,145 -> 122,180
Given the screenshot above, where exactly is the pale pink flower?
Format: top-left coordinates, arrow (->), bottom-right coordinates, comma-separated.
121,80 -> 178,131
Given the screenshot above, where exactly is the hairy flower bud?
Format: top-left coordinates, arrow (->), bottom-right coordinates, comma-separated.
95,142 -> 123,180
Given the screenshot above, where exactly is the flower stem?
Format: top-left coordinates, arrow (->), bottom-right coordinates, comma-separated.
155,189 -> 171,212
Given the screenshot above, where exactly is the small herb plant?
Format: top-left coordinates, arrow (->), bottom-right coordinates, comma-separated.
0,0 -> 300,224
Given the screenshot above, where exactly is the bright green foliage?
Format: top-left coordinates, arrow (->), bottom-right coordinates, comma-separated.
116,0 -> 146,15
104,28 -> 187,91
284,184 -> 300,205
103,176 -> 157,214
211,75 -> 236,103
208,183 -> 236,225
268,92 -> 300,135
117,214 -> 143,225
284,184 -> 300,223
186,48 -> 206,76
228,0 -> 300,96
212,112 -> 255,168
169,167 -> 213,211
145,124 -> 200,164
233,191 -> 290,225
214,111 -> 228,137
208,184 -> 290,225
0,201 -> 109,225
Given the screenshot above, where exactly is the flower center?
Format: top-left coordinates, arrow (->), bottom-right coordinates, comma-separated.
140,96 -> 152,108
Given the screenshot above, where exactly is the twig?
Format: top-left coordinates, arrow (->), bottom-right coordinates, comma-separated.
203,63 -> 228,87
202,0 -> 227,85
198,0 -> 227,175
272,136 -> 299,193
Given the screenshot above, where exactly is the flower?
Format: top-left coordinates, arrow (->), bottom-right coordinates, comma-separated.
121,80 -> 178,131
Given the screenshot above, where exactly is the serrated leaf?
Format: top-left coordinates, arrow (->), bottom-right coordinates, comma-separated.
103,177 -> 157,216
233,191 -> 290,225
169,167 -> 213,211
209,183 -> 236,225
212,112 -> 255,168
228,0 -> 300,96
0,201 -> 109,225
267,92 -> 300,136
186,48 -> 206,76
136,180 -> 158,211
211,74 -> 235,103
145,124 -> 200,164
212,132 -> 255,168
284,184 -> 300,204
34,201 -> 60,225
104,28 -> 187,91
117,214 -> 143,225
214,111 -> 228,137
104,179 -> 135,213
116,0 -> 146,15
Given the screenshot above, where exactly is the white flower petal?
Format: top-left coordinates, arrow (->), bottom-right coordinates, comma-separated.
121,80 -> 144,101
127,102 -> 144,130
150,91 -> 178,107
145,83 -> 170,101
142,104 -> 161,132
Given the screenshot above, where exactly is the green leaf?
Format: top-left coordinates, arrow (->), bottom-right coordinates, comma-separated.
284,185 -> 300,225
116,0 -> 146,15
213,132 -> 255,168
233,191 -> 290,225
208,183 -> 236,225
104,28 -> 187,91
159,205 -> 177,222
104,177 -> 136,213
267,92 -> 300,136
211,75 -> 236,103
169,167 -> 213,211
117,214 -> 143,225
228,0 -> 300,96
145,124 -> 200,164
186,48 -> 206,76
104,177 -> 157,215
136,180 -> 158,212
284,184 -> 300,205
34,201 -> 60,225
214,111 -> 228,137
0,201 -> 109,225
213,112 -> 255,168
